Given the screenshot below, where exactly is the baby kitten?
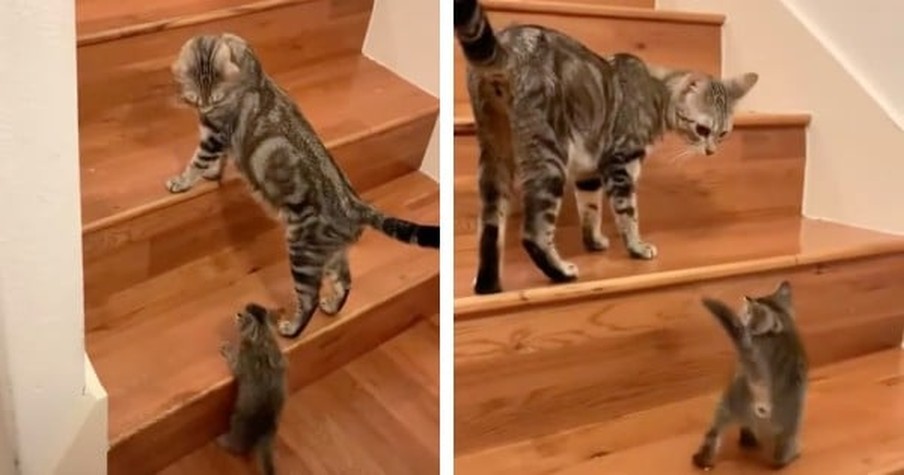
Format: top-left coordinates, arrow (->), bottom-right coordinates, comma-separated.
693,281 -> 808,470
219,303 -> 287,475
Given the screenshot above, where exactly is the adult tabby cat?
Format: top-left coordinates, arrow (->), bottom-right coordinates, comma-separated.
167,33 -> 440,337
454,0 -> 759,294
694,281 -> 808,470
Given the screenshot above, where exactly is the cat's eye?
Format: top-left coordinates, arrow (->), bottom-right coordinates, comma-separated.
211,91 -> 225,103
695,124 -> 711,137
181,91 -> 199,104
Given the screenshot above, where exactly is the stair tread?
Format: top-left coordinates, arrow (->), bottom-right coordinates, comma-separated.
87,172 -> 439,444
481,0 -> 724,25
76,0 -> 264,42
454,217 -> 904,304
457,349 -> 904,474
159,317 -> 438,474
81,53 -> 437,228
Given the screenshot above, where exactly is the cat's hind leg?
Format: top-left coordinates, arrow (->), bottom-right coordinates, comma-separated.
602,153 -> 657,260
319,248 -> 351,316
278,226 -> 328,338
473,132 -> 513,295
573,176 -> 609,252
738,427 -> 760,449
692,397 -> 734,470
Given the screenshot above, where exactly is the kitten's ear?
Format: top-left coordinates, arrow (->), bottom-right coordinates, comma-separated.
750,309 -> 783,335
213,40 -> 241,79
771,280 -> 793,309
726,72 -> 759,101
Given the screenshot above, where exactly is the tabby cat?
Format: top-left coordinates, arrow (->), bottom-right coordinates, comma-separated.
167,34 -> 440,337
219,303 -> 286,475
694,281 -> 808,470
454,0 -> 758,294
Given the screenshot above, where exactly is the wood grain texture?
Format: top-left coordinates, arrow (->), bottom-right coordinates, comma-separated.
509,0 -> 655,8
454,252 -> 904,454
454,117 -> 806,239
159,317 -> 438,475
453,2 -> 722,116
456,349 -> 904,475
91,173 -> 438,474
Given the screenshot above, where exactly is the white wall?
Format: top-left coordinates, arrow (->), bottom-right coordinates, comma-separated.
658,0 -> 904,234
0,1 -> 107,473
362,0 -> 440,180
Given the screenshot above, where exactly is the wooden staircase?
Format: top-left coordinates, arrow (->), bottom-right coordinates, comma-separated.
454,1 -> 904,473
76,1 -> 438,473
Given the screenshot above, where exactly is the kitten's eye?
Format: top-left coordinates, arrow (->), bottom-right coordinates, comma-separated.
181,91 -> 199,104
695,124 -> 711,137
211,91 -> 224,102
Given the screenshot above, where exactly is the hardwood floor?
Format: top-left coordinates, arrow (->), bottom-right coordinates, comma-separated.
456,349 -> 904,475
160,317 -> 439,475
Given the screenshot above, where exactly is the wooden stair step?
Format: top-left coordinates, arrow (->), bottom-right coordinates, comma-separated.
493,0 -> 654,9
90,172 -> 439,474
159,316 -> 439,475
454,113 -> 810,239
457,349 -> 904,474
80,52 -> 436,226
454,0 -> 723,116
454,217 -> 904,453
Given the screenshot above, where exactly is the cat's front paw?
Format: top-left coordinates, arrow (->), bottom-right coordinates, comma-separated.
583,233 -> 610,253
165,175 -> 195,193
691,450 -> 715,471
628,241 -> 658,260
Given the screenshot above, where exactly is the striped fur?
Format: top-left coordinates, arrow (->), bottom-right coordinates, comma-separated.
168,34 -> 439,338
454,1 -> 758,294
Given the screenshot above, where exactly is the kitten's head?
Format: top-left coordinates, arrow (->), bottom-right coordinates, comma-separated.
670,72 -> 758,156
739,280 -> 794,336
234,302 -> 273,340
171,33 -> 259,113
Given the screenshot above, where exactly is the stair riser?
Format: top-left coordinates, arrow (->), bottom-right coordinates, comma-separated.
454,123 -> 805,236
107,274 -> 437,474
454,8 -> 721,117
83,113 -> 434,332
454,253 -> 904,454
500,0 -> 654,8
78,0 -> 372,121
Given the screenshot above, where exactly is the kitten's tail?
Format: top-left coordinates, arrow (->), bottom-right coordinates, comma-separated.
701,298 -> 773,419
256,433 -> 276,475
359,204 -> 439,248
454,0 -> 506,71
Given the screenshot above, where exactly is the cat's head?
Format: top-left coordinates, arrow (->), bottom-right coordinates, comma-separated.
171,33 -> 260,113
739,280 -> 794,336
234,302 -> 274,340
670,72 -> 758,156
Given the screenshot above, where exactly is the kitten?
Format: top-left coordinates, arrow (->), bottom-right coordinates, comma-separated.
454,0 -> 758,294
693,281 -> 808,470
219,303 -> 287,475
168,33 -> 440,337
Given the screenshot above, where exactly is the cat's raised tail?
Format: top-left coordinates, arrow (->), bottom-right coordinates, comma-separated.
454,0 -> 506,70
359,204 -> 440,249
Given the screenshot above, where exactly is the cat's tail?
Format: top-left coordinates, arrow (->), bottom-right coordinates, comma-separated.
255,433 -> 276,475
454,0 -> 506,71
359,204 -> 439,248
701,298 -> 773,419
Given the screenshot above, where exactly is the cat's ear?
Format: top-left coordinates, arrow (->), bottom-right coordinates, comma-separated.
213,40 -> 241,79
725,72 -> 759,102
771,280 -> 793,310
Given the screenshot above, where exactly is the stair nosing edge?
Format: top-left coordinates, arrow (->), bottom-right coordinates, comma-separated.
454,240 -> 904,318
482,0 -> 725,26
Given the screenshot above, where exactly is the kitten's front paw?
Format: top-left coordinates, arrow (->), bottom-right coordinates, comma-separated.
628,241 -> 658,260
165,175 -> 194,193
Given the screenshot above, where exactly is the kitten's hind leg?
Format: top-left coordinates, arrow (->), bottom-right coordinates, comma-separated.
772,431 -> 800,469
278,230 -> 327,338
319,249 -> 351,316
473,140 -> 512,295
574,176 -> 609,252
166,123 -> 226,193
739,427 -> 760,449
603,154 -> 657,260
692,398 -> 733,470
